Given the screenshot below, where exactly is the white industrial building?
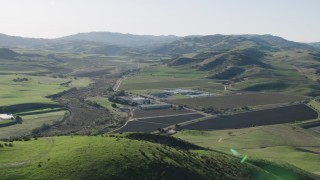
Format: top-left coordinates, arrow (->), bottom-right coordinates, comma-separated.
0,114 -> 14,120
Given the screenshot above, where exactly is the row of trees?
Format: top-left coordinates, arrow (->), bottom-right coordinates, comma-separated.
12,77 -> 29,82
0,143 -> 13,148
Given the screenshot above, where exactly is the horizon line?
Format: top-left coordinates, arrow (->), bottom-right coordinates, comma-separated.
0,31 -> 317,43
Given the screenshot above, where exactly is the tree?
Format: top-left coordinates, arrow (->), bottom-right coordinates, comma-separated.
119,90 -> 125,96
107,87 -> 114,92
15,116 -> 23,124
242,106 -> 250,111
111,103 -> 118,108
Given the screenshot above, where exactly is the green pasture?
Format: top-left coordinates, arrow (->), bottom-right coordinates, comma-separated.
308,100 -> 320,112
0,60 -> 49,75
120,65 -> 225,91
236,60 -> 320,96
0,74 -> 90,138
0,134 -> 315,179
0,110 -> 66,139
0,120 -> 12,125
175,124 -> 320,175
0,136 -> 228,179
136,65 -> 207,78
0,74 -> 90,107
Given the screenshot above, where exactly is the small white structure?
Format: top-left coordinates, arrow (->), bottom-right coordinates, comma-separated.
0,114 -> 14,120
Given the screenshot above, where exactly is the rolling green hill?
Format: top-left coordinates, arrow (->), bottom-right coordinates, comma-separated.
155,35 -> 320,96
0,48 -> 19,59
0,133 -> 317,179
175,124 -> 320,177
152,34 -> 316,55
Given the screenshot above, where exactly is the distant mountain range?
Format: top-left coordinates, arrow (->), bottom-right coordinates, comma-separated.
309,42 -> 320,48
1,32 -> 318,57
1,32 -> 320,96
58,32 -> 181,47
0,32 -> 317,53
0,33 -> 49,48
153,34 -> 316,55
154,34 -> 320,96
0,32 -> 181,50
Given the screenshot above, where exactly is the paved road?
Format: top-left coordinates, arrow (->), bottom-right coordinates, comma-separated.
113,76 -> 126,91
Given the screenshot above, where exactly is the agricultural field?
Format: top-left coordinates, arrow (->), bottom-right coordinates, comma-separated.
0,120 -> 12,125
133,109 -> 192,118
119,65 -> 224,92
115,113 -> 204,133
175,124 -> 320,175
169,92 -> 306,110
0,110 -> 66,139
120,79 -> 223,91
0,74 -> 90,107
182,104 -> 318,131
300,101 -> 320,132
137,113 -> 204,124
0,74 -> 91,137
114,121 -> 169,133
308,100 -> 320,112
0,50 -> 140,136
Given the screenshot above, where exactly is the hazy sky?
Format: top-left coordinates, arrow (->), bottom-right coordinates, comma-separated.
0,0 -> 319,42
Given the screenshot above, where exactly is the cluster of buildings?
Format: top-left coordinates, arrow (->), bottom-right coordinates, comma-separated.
114,96 -> 150,105
113,95 -> 171,111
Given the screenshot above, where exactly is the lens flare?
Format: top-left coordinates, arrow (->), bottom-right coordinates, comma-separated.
230,148 -> 239,156
240,155 -> 247,164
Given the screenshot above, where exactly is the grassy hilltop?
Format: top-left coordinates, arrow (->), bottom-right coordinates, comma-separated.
0,133 -> 318,180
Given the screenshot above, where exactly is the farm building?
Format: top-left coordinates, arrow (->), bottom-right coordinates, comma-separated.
150,92 -> 171,99
132,97 -> 150,105
139,103 -> 171,110
115,96 -> 131,104
115,96 -> 150,105
118,107 -> 130,112
0,114 -> 14,120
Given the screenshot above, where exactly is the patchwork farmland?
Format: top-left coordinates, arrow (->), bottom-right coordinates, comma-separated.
169,92 -> 306,109
115,113 -> 204,133
133,109 -> 192,118
182,104 -> 318,131
119,65 -> 225,91
120,79 -> 223,91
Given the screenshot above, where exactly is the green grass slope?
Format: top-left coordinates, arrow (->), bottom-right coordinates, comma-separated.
155,35 -> 320,96
175,124 -> 320,176
0,133 -> 317,180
